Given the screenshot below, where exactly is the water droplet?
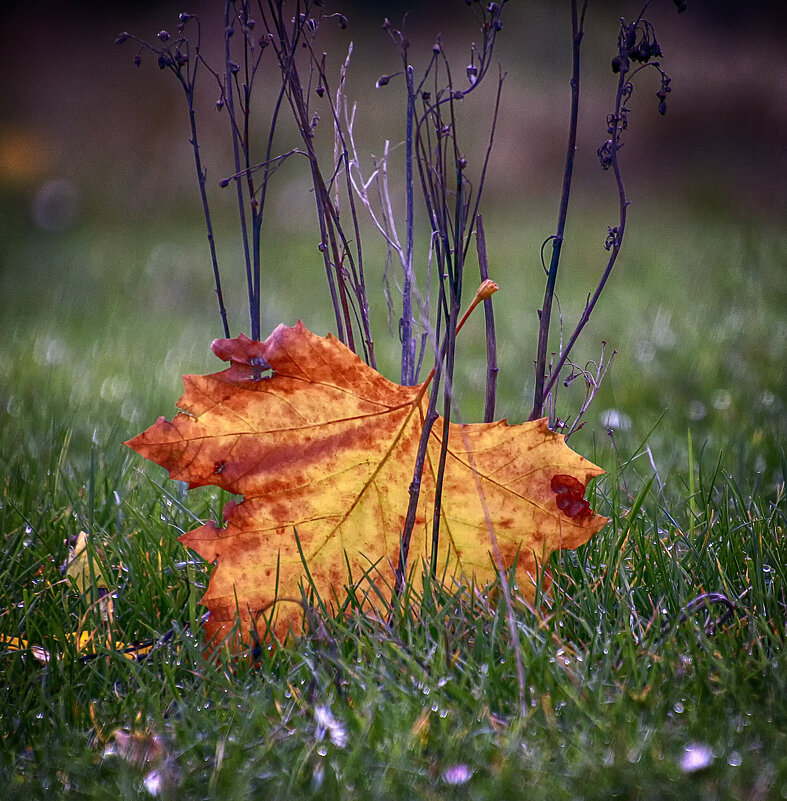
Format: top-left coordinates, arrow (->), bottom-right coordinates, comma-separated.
635,339 -> 656,363
727,751 -> 742,767
688,400 -> 707,421
711,389 -> 731,411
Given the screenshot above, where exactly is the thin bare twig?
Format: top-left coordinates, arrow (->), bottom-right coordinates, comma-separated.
530,0 -> 587,420
476,214 -> 498,423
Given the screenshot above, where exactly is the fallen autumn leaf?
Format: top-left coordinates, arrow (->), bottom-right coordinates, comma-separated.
126,320 -> 608,646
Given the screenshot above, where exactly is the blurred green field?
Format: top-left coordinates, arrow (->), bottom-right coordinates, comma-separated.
1,201 -> 783,487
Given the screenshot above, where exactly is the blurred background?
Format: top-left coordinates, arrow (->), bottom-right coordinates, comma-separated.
1,0 -> 784,485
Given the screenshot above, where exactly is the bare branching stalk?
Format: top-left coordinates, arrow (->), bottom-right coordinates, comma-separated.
375,4 -> 506,585
530,0 -> 586,421
120,1 -> 375,360
222,3 -> 257,338
117,20 -> 231,338
531,0 -> 674,421
541,4 -> 671,405
476,215 -> 498,422
561,342 -> 617,440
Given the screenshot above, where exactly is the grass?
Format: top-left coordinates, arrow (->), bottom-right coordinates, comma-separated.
1,407 -> 784,799
1,200 -> 785,798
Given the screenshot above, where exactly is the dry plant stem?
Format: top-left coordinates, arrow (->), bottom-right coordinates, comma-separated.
269,6 -> 350,350
183,73 -> 231,340
274,3 -> 376,365
393,281 -> 498,596
476,214 -> 498,422
541,64 -> 631,402
562,342 -> 616,440
322,49 -> 376,367
530,0 -> 586,421
224,1 -> 257,339
128,19 -> 231,339
401,65 -> 417,385
430,159 -> 470,574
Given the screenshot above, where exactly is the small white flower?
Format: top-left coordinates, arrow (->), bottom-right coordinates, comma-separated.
679,742 -> 713,773
442,764 -> 472,785
143,770 -> 162,796
600,408 -> 632,431
314,704 -> 347,749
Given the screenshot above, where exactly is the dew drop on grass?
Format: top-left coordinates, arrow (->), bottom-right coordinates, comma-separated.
6,395 -> 22,417
688,400 -> 707,421
673,702 -> 684,714
316,745 -> 327,757
711,390 -> 732,411
727,751 -> 742,767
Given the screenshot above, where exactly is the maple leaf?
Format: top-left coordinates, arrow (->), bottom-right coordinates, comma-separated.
126,317 -> 608,647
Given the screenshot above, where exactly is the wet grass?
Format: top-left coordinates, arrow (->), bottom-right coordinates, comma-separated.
0,208 -> 785,798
